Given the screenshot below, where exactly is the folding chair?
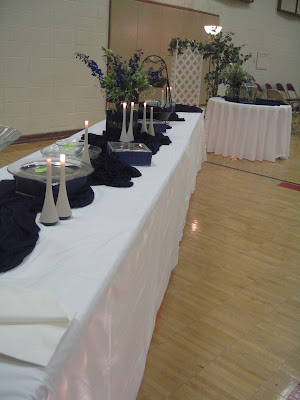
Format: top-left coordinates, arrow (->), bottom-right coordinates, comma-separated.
276,83 -> 288,100
286,83 -> 299,111
255,83 -> 265,98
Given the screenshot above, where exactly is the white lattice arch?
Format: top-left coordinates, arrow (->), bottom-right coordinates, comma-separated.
171,43 -> 203,106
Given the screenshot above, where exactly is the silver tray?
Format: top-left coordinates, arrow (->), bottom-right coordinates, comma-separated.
7,157 -> 94,184
40,143 -> 102,159
108,142 -> 151,153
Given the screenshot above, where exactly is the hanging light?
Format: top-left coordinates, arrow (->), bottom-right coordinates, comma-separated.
204,25 -> 222,35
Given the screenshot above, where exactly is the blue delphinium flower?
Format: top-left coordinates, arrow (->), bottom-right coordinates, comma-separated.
75,47 -> 156,109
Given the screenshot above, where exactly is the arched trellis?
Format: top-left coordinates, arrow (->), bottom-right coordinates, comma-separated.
170,40 -> 203,106
141,55 -> 173,106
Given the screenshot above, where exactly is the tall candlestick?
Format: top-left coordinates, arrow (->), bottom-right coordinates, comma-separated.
56,154 -> 72,220
40,158 -> 59,226
81,120 -> 91,165
169,86 -> 172,104
119,102 -> 128,142
165,87 -> 170,108
126,101 -> 134,142
141,102 -> 148,133
148,106 -> 155,136
161,89 -> 165,108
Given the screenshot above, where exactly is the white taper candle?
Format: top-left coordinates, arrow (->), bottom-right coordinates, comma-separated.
81,120 -> 91,165
56,153 -> 72,220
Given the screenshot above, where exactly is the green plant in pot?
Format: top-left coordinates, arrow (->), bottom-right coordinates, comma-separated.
75,47 -> 161,139
219,62 -> 253,99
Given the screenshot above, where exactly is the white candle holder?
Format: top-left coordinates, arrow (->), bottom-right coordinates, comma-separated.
119,102 -> 128,142
148,107 -> 155,136
126,102 -> 134,142
56,154 -> 72,220
81,120 -> 91,165
141,102 -> 148,133
161,89 -> 165,108
165,87 -> 170,108
40,158 -> 59,226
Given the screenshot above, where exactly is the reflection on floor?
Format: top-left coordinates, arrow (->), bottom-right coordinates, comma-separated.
1,131 -> 299,400
206,134 -> 300,185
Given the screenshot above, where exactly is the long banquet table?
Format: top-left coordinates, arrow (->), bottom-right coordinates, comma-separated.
0,112 -> 206,400
205,97 -> 292,162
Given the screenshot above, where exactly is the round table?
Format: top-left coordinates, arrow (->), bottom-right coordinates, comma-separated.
205,97 -> 292,162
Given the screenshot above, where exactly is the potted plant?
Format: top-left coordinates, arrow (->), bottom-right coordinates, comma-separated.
219,62 -> 254,99
75,47 -> 161,139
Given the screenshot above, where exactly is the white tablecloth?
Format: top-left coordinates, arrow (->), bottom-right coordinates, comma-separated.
205,97 -> 292,162
0,112 -> 206,400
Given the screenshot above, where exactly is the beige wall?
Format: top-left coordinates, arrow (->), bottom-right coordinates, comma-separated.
0,0 -> 299,136
0,0 -> 109,136
109,0 -> 219,105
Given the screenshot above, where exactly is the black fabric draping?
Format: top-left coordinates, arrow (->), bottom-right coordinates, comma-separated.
0,180 -> 40,273
133,132 -> 171,155
224,97 -> 285,106
89,153 -> 141,188
85,130 -> 172,158
0,179 -> 94,273
169,103 -> 203,122
175,104 -> 203,113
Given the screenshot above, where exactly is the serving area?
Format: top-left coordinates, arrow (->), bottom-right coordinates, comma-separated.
205,97 -> 292,162
0,112 -> 206,400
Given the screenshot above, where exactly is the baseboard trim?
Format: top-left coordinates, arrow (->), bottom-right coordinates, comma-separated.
14,129 -> 81,145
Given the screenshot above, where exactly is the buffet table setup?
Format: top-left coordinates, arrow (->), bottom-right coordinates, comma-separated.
0,110 -> 206,400
205,97 -> 292,162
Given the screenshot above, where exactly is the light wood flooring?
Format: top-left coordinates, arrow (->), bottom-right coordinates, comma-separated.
137,134 -> 300,400
1,133 -> 299,400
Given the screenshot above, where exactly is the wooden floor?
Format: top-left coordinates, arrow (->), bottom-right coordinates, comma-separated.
1,133 -> 299,400
137,134 -> 300,400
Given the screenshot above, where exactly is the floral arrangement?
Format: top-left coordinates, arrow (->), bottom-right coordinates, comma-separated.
219,62 -> 253,89
75,47 -> 162,111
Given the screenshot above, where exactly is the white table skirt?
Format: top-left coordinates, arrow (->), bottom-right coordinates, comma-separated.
0,113 -> 206,400
205,97 -> 292,162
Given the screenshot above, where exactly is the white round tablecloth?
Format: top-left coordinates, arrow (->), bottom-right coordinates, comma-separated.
205,97 -> 292,162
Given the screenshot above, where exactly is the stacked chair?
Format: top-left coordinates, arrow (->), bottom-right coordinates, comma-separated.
286,83 -> 299,111
265,83 -> 272,91
255,83 -> 265,98
266,89 -> 286,103
276,83 -> 288,100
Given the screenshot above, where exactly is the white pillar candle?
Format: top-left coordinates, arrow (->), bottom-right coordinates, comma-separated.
56,153 -> 72,220
161,89 -> 165,108
148,106 -> 155,136
126,101 -> 134,142
141,101 -> 148,133
40,158 -> 59,226
165,87 -> 170,108
119,102 -> 128,142
85,120 -> 88,136
81,120 -> 91,165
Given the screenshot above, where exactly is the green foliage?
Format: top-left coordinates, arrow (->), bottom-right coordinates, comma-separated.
168,33 -> 252,99
219,62 -> 253,88
75,47 -> 159,110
